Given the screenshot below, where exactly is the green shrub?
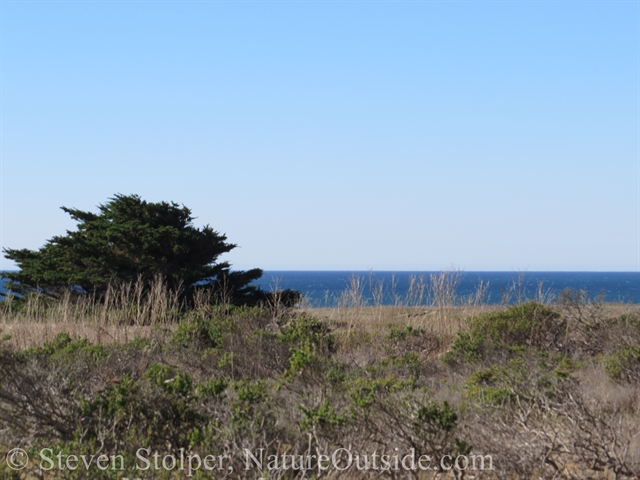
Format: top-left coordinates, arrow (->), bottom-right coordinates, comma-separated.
22,332 -> 107,365
128,337 -> 152,350
325,360 -> 347,384
280,314 -> 334,351
286,341 -> 316,379
549,354 -> 581,378
444,303 -> 564,365
232,379 -> 268,423
280,315 -> 334,380
81,373 -> 139,420
171,315 -> 232,349
0,464 -> 23,480
469,302 -> 563,348
81,368 -> 200,449
619,313 -> 640,325
465,367 -> 515,405
388,325 -> 425,340
53,332 -> 72,349
414,400 -> 457,434
604,344 -> 640,382
394,352 -> 421,369
442,332 -> 484,364
143,363 -> 193,396
300,400 -> 346,430
349,376 -> 415,410
196,378 -> 228,398
60,339 -> 106,364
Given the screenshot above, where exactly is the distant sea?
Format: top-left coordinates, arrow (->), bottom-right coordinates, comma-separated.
254,271 -> 640,307
2,271 -> 639,306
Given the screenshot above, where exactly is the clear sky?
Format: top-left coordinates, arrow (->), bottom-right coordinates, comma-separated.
1,1 -> 638,271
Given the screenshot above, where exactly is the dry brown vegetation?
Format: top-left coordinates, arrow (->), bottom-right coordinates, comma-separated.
0,275 -> 639,479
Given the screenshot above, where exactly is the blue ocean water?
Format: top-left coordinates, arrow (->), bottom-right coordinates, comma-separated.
2,271 -> 639,306
254,271 -> 640,307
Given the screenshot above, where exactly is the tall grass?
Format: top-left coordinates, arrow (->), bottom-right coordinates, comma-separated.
306,270 -> 594,347
0,270 -> 626,351
313,270 -> 494,341
0,275 -> 185,348
2,275 -> 184,325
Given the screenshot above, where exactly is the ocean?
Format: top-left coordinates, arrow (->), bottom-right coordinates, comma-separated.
2,271 -> 639,306
254,271 -> 640,307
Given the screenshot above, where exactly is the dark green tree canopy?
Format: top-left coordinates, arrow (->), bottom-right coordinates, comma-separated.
3,194 -> 265,304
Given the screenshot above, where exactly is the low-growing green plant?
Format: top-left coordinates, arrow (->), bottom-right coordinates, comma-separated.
143,363 -> 193,396
619,312 -> 640,325
231,379 -> 268,422
465,366 -> 515,405
469,302 -> 563,348
549,353 -> 581,378
414,400 -> 457,434
300,399 -> 346,430
128,336 -> 153,350
81,368 -> 200,449
81,373 -> 139,421
325,360 -> 347,384
349,376 -> 415,410
443,303 -> 565,365
442,332 -> 484,364
171,315 -> 233,348
22,332 -> 107,365
217,351 -> 234,368
286,341 -> 316,379
388,325 -> 425,340
604,344 -> 640,383
280,313 -> 334,351
196,378 -> 228,398
279,314 -> 335,380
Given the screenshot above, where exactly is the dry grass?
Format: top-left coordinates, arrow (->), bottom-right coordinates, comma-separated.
2,270 -> 638,352
0,276 -> 184,350
0,321 -> 170,350
310,303 -> 501,333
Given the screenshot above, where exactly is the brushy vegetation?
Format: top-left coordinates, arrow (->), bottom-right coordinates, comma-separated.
0,282 -> 639,479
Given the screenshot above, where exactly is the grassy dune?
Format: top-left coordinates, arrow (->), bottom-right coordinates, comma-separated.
0,281 -> 639,479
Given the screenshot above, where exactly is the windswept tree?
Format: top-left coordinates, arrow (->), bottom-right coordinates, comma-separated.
3,194 -> 268,305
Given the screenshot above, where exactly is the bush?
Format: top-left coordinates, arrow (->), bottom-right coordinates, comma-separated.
171,315 -> 233,349
443,303 -> 565,364
604,344 -> 640,383
279,314 -> 334,351
464,366 -> 515,405
22,332 -> 107,366
469,302 -> 564,348
300,399 -> 346,430
414,400 -> 457,434
143,363 -> 193,396
280,314 -> 335,379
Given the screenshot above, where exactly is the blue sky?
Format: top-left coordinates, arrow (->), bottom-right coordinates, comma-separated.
1,1 -> 638,271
